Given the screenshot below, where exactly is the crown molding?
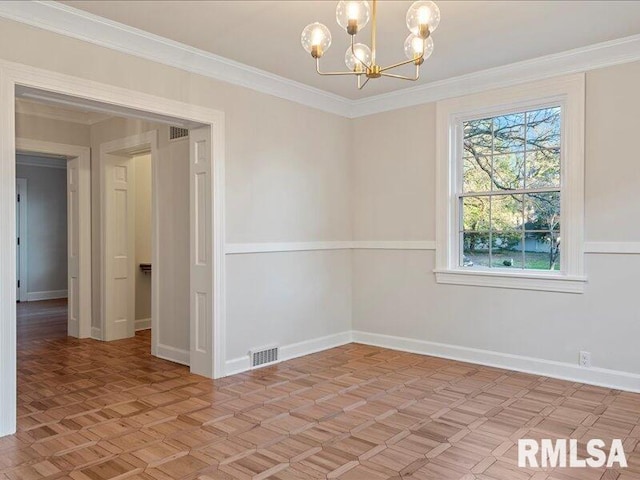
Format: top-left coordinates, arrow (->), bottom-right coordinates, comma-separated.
349,33 -> 640,117
0,1 -> 352,118
0,2 -> 640,119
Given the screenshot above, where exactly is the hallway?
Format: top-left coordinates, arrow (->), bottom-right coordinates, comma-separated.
17,299 -> 68,343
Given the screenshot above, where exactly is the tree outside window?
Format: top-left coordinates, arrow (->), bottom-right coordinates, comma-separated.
460,107 -> 561,271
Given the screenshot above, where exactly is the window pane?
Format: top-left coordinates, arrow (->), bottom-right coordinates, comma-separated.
463,156 -> 492,192
462,196 -> 490,231
526,107 -> 561,149
493,113 -> 525,153
463,118 -> 493,157
491,194 -> 523,231
491,231 -> 524,268
526,149 -> 560,188
461,232 -> 490,268
459,105 -> 562,272
524,192 -> 560,231
524,232 -> 560,271
493,153 -> 525,190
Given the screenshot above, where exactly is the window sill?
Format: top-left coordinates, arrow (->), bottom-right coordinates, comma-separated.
434,268 -> 587,293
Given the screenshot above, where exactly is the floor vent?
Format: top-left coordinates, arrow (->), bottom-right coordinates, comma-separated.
169,126 -> 189,141
250,346 -> 279,368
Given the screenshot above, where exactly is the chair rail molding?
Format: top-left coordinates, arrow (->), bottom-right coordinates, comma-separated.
225,241 -> 640,255
224,241 -> 436,254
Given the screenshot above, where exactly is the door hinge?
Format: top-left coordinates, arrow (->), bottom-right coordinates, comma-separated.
17,280 -> 20,288
17,237 -> 20,246
17,193 -> 20,202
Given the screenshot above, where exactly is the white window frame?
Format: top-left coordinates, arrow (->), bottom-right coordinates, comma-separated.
435,74 -> 586,293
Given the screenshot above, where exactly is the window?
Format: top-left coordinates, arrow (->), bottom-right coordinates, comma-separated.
461,107 -> 561,271
435,75 -> 586,293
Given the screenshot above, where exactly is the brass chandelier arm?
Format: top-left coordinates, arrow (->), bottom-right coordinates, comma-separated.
380,64 -> 421,81
315,57 -> 362,76
380,55 -> 423,73
357,75 -> 370,90
380,71 -> 420,81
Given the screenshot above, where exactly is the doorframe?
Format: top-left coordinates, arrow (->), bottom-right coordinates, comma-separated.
15,178 -> 27,303
0,61 -> 226,438
98,131 -> 159,354
16,138 -> 92,338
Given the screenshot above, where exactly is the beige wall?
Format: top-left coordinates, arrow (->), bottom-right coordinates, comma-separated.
352,104 -> 435,241
16,112 -> 90,146
134,153 -> 152,322
0,18 -> 352,362
352,61 -> 640,375
15,159 -> 68,294
7,15 -> 639,380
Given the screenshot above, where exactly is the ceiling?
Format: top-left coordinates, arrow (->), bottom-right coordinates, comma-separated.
61,1 -> 640,99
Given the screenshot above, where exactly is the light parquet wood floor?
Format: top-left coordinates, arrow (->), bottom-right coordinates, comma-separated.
4,300 -> 640,479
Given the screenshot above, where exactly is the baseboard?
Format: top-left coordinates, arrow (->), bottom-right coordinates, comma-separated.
90,327 -> 101,340
135,318 -> 151,331
156,343 -> 190,366
224,331 -> 353,376
352,331 -> 640,393
26,290 -> 67,301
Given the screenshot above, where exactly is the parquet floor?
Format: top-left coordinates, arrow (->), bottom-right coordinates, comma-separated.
4,301 -> 640,479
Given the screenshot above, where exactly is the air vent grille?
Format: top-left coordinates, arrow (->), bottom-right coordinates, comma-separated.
169,126 -> 189,141
250,346 -> 279,368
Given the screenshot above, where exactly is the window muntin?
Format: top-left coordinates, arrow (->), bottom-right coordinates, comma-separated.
459,106 -> 561,271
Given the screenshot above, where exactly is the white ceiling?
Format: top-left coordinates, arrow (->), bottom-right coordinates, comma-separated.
61,1 -> 640,99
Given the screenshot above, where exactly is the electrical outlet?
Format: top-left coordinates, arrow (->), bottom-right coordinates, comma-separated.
579,351 -> 592,368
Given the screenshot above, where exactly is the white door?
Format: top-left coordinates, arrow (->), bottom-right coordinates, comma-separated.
102,153 -> 135,341
67,158 -> 81,337
190,127 -> 213,376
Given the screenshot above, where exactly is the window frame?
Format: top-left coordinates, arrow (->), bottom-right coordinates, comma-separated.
435,74 -> 586,293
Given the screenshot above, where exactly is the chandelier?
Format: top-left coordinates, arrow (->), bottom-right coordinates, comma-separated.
300,0 -> 440,90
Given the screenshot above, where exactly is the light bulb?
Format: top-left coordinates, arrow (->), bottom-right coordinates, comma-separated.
418,6 -> 430,24
301,22 -> 332,58
345,43 -> 372,72
348,3 -> 359,19
336,1 -> 370,35
404,34 -> 434,62
406,1 -> 440,37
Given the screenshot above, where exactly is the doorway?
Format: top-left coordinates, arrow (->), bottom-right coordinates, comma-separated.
97,131 -> 160,350
15,140 -> 91,339
0,65 -> 226,438
15,152 -> 70,341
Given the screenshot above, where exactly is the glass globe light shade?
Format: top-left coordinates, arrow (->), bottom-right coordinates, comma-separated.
345,43 -> 372,72
301,22 -> 332,57
404,34 -> 434,61
336,1 -> 370,34
406,1 -> 440,37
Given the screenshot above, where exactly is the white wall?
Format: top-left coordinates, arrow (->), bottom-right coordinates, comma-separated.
352,62 -> 640,381
15,158 -> 67,296
134,153 -> 152,323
